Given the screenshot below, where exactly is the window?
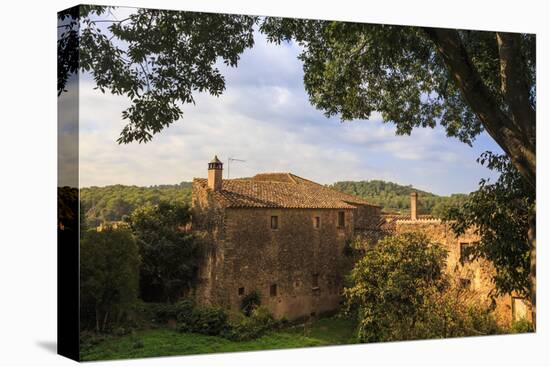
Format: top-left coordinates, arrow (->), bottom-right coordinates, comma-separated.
270,284 -> 278,297
312,273 -> 319,288
459,278 -> 471,289
338,211 -> 345,228
512,297 -> 529,321
238,287 -> 245,296
314,216 -> 320,229
271,216 -> 278,230
460,242 -> 473,264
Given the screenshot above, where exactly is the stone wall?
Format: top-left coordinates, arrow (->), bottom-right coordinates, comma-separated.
200,206 -> 356,320
393,219 -> 515,326
192,182 -> 527,326
191,181 -> 228,308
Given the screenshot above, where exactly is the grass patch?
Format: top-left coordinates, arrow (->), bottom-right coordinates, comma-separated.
81,317 -> 358,361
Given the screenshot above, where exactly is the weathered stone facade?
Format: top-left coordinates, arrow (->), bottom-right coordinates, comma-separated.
385,196 -> 532,327
390,218 -> 514,326
191,157 -> 529,325
191,163 -> 381,320
196,207 -> 357,319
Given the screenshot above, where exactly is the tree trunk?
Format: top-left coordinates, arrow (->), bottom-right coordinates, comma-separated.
423,28 -> 537,327
423,28 -> 536,188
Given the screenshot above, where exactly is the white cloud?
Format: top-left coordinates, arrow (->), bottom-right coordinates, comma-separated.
76,28 -> 501,195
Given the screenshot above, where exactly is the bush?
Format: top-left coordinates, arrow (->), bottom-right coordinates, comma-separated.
225,306 -> 281,341
240,291 -> 262,316
178,306 -> 229,336
511,318 -> 534,333
344,232 -> 448,342
145,299 -> 196,326
146,303 -> 175,324
132,338 -> 144,349
79,331 -> 109,352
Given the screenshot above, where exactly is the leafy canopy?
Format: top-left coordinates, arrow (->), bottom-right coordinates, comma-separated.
59,7 -> 534,149
58,6 -> 257,143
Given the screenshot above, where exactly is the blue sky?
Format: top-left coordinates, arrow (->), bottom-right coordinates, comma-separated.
76,16 -> 503,196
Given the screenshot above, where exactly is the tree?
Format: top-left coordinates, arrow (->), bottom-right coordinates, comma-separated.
58,9 -> 535,184
344,232 -> 500,342
445,152 -> 534,300
58,7 -> 536,320
126,202 -> 199,302
80,227 -> 140,332
58,6 -> 256,144
259,20 -> 536,322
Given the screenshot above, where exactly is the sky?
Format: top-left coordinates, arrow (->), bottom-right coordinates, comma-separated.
73,13 -> 503,196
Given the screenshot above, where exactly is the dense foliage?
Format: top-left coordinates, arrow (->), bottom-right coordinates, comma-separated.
58,186 -> 78,230
80,227 -> 141,332
126,202 -> 200,302
330,180 -> 468,216
58,6 -> 256,144
240,291 -> 262,317
446,152 -> 534,298
344,232 -> 500,342
80,183 -> 192,226
261,20 -> 535,187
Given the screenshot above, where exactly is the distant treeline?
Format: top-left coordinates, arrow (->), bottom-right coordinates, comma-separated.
81,183 -> 192,226
329,180 -> 469,217
80,180 -> 469,225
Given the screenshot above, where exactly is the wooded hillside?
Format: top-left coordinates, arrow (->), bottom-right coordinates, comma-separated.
81,180 -> 468,225
329,180 -> 469,216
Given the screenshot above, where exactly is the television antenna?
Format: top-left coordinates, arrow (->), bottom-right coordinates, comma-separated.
227,157 -> 246,179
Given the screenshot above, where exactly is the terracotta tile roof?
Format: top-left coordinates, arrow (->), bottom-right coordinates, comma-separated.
193,173 -> 378,209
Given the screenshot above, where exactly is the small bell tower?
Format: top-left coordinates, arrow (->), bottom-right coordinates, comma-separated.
208,155 -> 223,191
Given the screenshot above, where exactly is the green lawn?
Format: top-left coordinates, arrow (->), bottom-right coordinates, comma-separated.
81,317 -> 358,361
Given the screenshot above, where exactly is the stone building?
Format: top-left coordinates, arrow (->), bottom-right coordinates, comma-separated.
384,192 -> 532,326
192,156 -> 381,320
192,156 -> 531,325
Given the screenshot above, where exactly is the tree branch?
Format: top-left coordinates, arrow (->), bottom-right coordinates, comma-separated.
423,27 -> 535,188
496,32 -> 536,145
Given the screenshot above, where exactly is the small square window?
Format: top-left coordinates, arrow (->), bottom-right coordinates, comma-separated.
338,211 -> 345,228
238,287 -> 245,296
270,284 -> 277,297
512,297 -> 529,321
271,216 -> 279,229
460,243 -> 473,264
312,273 -> 319,288
459,278 -> 471,289
314,216 -> 320,229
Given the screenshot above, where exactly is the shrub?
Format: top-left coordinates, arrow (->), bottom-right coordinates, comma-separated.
174,300 -> 196,322
131,337 -> 144,349
511,318 -> 534,333
79,331 -> 109,352
240,291 -> 262,316
226,306 -> 280,341
178,306 -> 229,336
344,232 -> 448,342
145,299 -> 196,327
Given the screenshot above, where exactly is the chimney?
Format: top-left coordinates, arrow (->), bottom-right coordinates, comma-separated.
410,192 -> 418,220
208,155 -> 223,191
